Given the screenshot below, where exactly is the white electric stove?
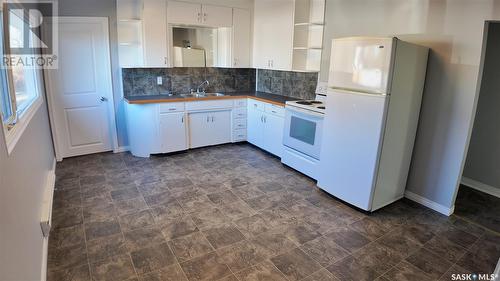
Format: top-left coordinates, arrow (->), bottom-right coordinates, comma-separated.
281,85 -> 327,180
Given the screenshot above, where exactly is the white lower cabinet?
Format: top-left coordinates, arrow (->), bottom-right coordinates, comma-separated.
247,102 -> 264,146
126,98 -> 284,158
247,100 -> 285,157
159,112 -> 187,153
188,110 -> 232,148
262,113 -> 285,157
210,111 -> 232,145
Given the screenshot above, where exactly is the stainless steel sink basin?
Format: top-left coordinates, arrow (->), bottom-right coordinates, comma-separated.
181,92 -> 225,98
181,93 -> 207,98
205,93 -> 225,97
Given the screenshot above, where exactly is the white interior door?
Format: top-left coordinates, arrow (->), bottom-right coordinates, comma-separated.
47,17 -> 116,160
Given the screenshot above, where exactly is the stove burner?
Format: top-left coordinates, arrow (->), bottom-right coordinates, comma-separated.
318,106 -> 325,110
310,101 -> 323,104
296,101 -> 313,105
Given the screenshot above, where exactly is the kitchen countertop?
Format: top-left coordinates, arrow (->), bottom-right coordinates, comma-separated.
124,91 -> 300,106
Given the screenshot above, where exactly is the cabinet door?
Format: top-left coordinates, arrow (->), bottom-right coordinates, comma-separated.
263,113 -> 285,157
253,0 -> 294,70
210,110 -> 232,145
232,8 -> 251,68
247,105 -> 263,147
167,1 -> 201,25
202,4 -> 233,27
143,0 -> 169,67
159,112 -> 187,153
188,112 -> 210,148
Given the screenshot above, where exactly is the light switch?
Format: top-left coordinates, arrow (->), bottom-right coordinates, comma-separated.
157,76 -> 163,85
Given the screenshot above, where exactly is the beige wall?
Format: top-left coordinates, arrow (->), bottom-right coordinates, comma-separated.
0,103 -> 55,280
463,22 -> 500,191
320,0 -> 500,209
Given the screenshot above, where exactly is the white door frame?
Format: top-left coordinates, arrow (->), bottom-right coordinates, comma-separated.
44,17 -> 118,161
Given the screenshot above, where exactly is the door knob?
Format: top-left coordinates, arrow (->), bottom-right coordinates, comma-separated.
100,97 -> 108,102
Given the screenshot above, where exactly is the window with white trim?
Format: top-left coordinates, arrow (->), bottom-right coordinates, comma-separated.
0,5 -> 43,153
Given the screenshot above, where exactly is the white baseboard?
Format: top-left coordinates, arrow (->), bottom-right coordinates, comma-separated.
40,159 -> 56,281
461,177 -> 500,198
405,190 -> 455,216
114,146 -> 129,153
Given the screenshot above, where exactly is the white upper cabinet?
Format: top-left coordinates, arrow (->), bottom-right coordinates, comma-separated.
232,8 -> 251,68
167,1 -> 201,25
201,4 -> 233,27
143,0 -> 169,67
167,1 -> 232,27
253,0 -> 294,70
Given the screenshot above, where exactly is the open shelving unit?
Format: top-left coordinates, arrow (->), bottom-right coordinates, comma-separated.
117,0 -> 144,67
292,0 -> 325,72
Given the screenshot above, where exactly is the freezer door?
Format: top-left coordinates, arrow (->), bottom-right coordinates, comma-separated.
318,89 -> 388,211
328,37 -> 394,94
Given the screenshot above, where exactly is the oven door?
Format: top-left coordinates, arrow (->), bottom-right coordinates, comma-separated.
283,106 -> 324,160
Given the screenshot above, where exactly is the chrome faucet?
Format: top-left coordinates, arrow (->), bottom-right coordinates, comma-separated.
197,80 -> 210,94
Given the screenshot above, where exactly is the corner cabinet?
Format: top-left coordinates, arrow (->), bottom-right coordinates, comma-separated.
232,8 -> 251,68
253,0 -> 294,70
247,99 -> 285,157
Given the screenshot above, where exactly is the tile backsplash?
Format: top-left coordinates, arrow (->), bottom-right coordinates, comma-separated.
122,67 -> 318,100
122,67 -> 256,96
256,69 -> 318,100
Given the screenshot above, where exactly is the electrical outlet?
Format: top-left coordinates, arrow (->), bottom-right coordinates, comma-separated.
316,82 -> 328,95
157,76 -> 163,85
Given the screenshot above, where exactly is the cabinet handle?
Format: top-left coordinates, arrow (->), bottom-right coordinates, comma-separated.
264,116 -> 267,123
181,116 -> 184,123
211,116 -> 214,122
203,13 -> 207,22
261,116 -> 263,123
197,12 -> 201,22
164,57 -> 168,65
207,116 -> 210,122
169,108 -> 176,111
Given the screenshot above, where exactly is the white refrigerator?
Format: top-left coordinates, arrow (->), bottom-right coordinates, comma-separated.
318,37 -> 429,211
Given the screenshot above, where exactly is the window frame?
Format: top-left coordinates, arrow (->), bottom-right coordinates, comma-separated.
0,3 -> 44,155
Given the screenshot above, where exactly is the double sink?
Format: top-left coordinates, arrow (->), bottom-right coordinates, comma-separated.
162,92 -> 226,98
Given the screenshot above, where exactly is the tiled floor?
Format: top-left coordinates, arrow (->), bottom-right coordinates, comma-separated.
454,185 -> 500,233
48,144 -> 500,281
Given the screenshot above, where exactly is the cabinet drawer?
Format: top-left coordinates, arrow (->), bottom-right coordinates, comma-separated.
233,129 -> 247,141
248,99 -> 265,111
233,108 -> 247,119
233,118 -> 247,130
159,102 -> 185,113
265,104 -> 285,117
233,99 -> 247,108
186,100 -> 234,111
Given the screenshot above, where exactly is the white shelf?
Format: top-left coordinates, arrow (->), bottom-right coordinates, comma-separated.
294,22 -> 324,26
293,47 -> 322,50
119,42 -> 141,46
119,19 -> 142,23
